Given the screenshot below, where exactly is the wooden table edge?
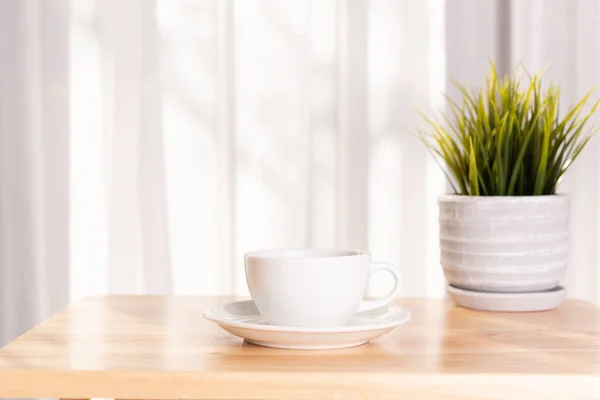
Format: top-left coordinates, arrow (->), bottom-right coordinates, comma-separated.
1,370 -> 600,399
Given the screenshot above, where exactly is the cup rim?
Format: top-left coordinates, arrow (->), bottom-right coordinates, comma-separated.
244,248 -> 366,260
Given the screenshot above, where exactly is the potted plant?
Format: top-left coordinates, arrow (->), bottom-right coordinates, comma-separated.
416,64 -> 599,311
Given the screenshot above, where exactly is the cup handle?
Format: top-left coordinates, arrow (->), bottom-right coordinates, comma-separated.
357,262 -> 402,313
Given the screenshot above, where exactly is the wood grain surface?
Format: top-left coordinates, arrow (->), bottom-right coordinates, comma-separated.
0,296 -> 599,399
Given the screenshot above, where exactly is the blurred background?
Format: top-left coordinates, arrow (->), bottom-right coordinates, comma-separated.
1,0 -> 600,345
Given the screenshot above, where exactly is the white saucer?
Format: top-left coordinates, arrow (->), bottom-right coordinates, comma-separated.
203,300 -> 411,349
447,285 -> 566,312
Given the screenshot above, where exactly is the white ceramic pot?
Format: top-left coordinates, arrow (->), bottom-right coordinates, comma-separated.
438,194 -> 570,293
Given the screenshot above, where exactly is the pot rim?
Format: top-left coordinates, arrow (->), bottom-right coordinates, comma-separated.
438,193 -> 570,203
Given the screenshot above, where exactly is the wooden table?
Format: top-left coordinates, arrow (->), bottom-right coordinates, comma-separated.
0,296 -> 599,400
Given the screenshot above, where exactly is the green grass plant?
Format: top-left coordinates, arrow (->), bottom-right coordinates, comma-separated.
416,63 -> 600,196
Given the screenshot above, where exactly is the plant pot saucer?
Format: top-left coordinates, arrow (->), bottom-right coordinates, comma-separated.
447,285 -> 566,312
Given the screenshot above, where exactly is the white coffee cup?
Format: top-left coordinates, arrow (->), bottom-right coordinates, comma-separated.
244,248 -> 402,327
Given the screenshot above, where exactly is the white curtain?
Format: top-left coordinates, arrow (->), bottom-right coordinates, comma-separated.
0,0 -> 70,344
2,0 -> 600,344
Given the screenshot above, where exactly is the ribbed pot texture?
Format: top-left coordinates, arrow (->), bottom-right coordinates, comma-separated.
438,194 -> 570,293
